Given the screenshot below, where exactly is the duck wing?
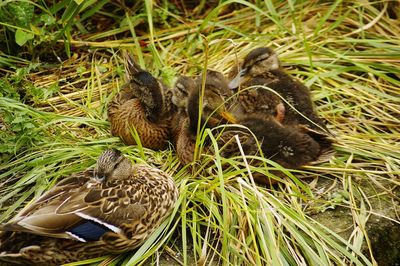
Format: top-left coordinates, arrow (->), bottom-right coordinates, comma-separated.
1,174 -> 146,242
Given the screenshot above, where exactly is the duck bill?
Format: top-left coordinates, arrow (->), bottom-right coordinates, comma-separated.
219,110 -> 238,124
228,68 -> 246,90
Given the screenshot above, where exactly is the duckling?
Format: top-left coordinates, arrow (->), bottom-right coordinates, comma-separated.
108,52 -> 171,150
174,71 -> 235,164
207,115 -> 319,185
229,47 -> 335,163
229,47 -> 328,132
169,75 -> 196,150
0,149 -> 178,265
190,70 -> 234,132
238,115 -> 321,169
171,75 -> 196,111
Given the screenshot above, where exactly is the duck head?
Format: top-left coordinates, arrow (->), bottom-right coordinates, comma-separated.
123,51 -> 142,81
229,47 -> 280,89
130,70 -> 165,122
172,75 -> 196,112
188,70 -> 236,133
123,51 -> 165,122
93,149 -> 133,182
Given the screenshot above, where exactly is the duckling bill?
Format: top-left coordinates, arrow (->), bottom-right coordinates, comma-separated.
0,149 -> 178,265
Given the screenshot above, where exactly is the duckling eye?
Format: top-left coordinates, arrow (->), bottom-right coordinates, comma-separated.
176,83 -> 185,92
202,99 -> 210,108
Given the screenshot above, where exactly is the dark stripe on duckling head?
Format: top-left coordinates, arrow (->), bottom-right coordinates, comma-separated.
242,47 -> 280,76
243,47 -> 274,68
172,76 -> 195,109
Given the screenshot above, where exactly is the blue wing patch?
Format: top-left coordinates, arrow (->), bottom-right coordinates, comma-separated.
68,220 -> 111,242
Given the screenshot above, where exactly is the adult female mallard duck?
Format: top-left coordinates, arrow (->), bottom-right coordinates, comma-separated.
108,52 -> 173,150
0,149 -> 179,265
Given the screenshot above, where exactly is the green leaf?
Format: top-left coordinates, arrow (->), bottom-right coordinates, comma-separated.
4,2 -> 34,27
12,116 -> 26,124
15,29 -> 34,46
40,14 -> 56,26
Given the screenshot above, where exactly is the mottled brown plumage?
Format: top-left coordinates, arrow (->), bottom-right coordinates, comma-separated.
108,52 -> 171,150
0,149 -> 178,265
228,48 -> 285,122
234,75 -> 286,123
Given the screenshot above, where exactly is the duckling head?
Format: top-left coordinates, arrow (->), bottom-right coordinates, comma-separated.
198,70 -> 232,99
130,71 -> 164,122
123,51 -> 142,81
172,75 -> 196,112
229,47 -> 280,89
187,71 -> 236,133
93,149 -> 133,182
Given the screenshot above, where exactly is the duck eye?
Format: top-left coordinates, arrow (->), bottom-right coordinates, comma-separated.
239,68 -> 247,77
93,173 -> 106,182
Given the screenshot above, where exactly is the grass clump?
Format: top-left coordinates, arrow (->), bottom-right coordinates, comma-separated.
1,0 -> 399,265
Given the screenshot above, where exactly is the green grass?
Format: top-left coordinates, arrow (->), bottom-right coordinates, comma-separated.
1,0 -> 399,265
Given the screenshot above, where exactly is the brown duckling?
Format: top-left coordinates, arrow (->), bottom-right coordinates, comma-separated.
108,52 -> 171,150
215,114 -> 323,185
174,71 -> 235,165
238,115 -> 321,169
229,47 -> 328,132
190,70 -> 234,131
171,75 -> 196,112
